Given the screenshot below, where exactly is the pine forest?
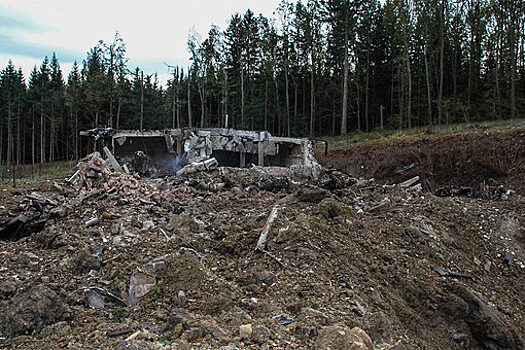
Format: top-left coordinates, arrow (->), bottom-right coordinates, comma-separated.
1,0 -> 524,168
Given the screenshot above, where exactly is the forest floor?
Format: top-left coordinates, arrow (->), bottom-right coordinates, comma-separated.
0,126 -> 524,349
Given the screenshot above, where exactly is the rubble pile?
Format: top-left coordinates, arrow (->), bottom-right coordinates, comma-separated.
0,143 -> 524,349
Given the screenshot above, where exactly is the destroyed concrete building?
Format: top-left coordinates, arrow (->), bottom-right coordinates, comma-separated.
80,128 -> 323,178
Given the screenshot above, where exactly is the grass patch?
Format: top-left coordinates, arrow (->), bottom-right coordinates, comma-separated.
314,118 -> 525,153
0,160 -> 76,188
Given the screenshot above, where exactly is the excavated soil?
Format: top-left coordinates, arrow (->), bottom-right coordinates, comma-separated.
0,129 -> 524,349
318,128 -> 525,196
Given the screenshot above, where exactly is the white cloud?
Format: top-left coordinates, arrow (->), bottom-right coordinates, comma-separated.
0,0 -> 288,85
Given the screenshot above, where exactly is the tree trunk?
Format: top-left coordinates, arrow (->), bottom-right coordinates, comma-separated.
176,76 -> 180,128
365,52 -> 370,132
355,72 -> 361,131
187,72 -> 192,128
40,83 -> 45,164
116,97 -> 121,130
294,80 -> 298,134
7,101 -> 12,171
264,81 -> 268,131
140,71 -> 144,130
172,89 -> 177,129
241,68 -> 245,128
75,102 -> 79,159
16,101 -> 21,167
495,35 -> 502,120
424,44 -> 433,125
341,15 -> 349,136
275,78 -> 281,136
31,109 -> 35,177
49,102 -> 54,162
405,31 -> 412,129
109,86 -> 113,128
199,83 -> 205,128
332,98 -> 336,136
510,15 -> 517,119
310,57 -> 315,138
224,73 -> 228,128
285,61 -> 290,137
437,1 -> 445,126
399,64 -> 404,129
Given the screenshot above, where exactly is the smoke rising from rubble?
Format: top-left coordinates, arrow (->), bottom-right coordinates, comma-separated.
151,153 -> 188,176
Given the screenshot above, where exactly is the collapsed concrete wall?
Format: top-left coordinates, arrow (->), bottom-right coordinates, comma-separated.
80,128 -> 322,179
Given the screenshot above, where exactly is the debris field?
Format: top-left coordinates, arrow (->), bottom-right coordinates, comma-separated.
0,128 -> 524,349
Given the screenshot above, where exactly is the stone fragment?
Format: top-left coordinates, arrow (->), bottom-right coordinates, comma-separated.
239,324 -> 253,339
18,252 -> 40,271
315,324 -> 374,350
0,285 -> 68,338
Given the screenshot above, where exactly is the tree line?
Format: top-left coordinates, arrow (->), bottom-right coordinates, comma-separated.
1,0 -> 524,169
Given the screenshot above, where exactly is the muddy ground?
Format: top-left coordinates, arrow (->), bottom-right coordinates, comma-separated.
0,128 -> 524,349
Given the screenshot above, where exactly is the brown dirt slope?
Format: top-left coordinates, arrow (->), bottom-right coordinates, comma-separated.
318,128 -> 525,196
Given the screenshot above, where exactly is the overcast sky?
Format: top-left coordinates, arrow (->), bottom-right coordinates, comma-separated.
0,0 -> 288,85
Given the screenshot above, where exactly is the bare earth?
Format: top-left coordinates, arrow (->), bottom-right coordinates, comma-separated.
0,128 -> 524,349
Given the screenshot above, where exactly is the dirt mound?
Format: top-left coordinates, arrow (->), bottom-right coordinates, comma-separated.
0,137 -> 523,348
0,285 -> 69,337
319,128 -> 525,196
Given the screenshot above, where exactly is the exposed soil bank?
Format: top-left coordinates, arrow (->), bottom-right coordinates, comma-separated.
319,128 -> 525,196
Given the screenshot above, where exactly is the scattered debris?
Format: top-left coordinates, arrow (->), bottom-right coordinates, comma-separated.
432,266 -> 473,279
504,251 -> 515,265
398,176 -> 420,188
107,327 -> 134,338
0,285 -> 69,338
0,128 -> 523,349
272,314 -> 295,325
256,206 -> 284,251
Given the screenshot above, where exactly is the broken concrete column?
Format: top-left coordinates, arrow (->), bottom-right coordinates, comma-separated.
103,146 -> 124,173
177,157 -> 218,176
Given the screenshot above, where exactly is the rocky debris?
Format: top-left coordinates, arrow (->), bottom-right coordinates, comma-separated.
0,285 -> 68,337
0,130 -> 523,349
39,321 -> 72,339
316,168 -> 357,190
238,324 -> 252,339
107,326 -> 134,338
295,185 -> 330,203
18,252 -> 40,271
0,280 -> 18,300
315,325 -> 374,350
84,288 -> 106,309
129,255 -> 168,305
71,248 -> 102,274
177,157 -> 218,176
443,283 -> 524,350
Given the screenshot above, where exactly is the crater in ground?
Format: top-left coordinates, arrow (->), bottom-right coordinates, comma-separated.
318,128 -> 525,196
